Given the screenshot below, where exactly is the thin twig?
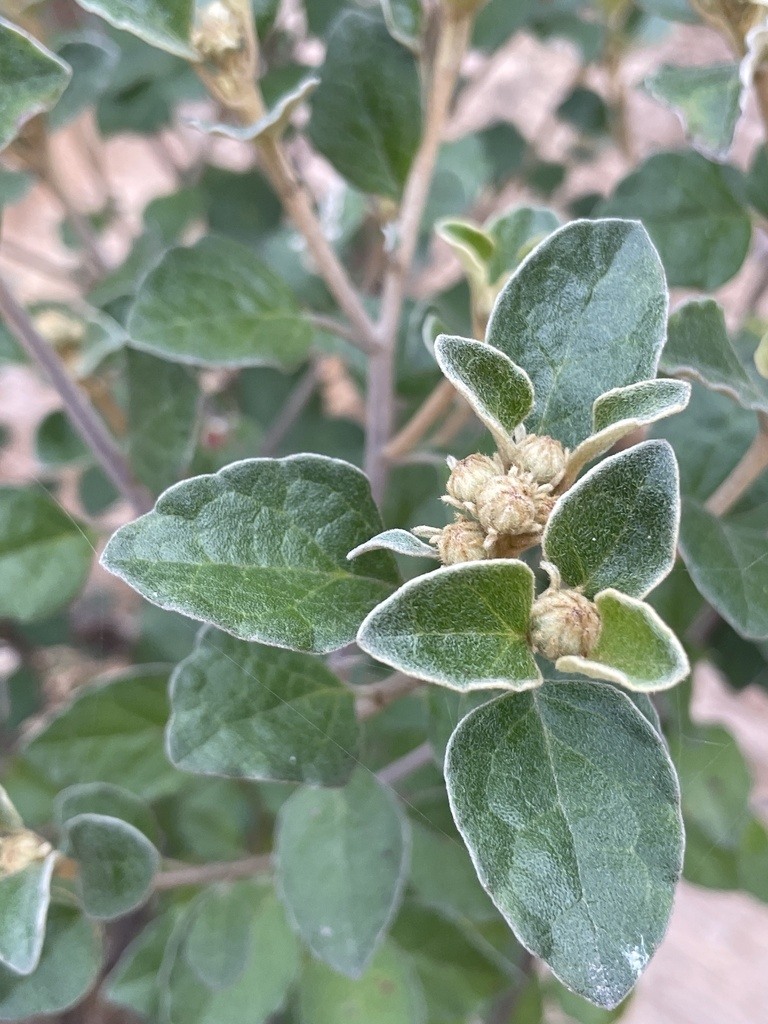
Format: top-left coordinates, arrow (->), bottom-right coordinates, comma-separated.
0,274 -> 152,516
41,160 -> 108,279
704,414 -> 768,517
755,67 -> 768,161
384,378 -> 457,459
306,312 -> 363,346
154,854 -> 272,890
259,363 -> 318,456
355,672 -> 423,720
365,9 -> 472,501
375,741 -> 434,786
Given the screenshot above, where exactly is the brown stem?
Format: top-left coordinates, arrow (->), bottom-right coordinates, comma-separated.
384,378 -> 457,459
704,414 -> 768,517
375,741 -> 433,786
39,154 -> 108,279
154,854 -> 272,890
0,239 -> 75,283
0,275 -> 152,515
754,66 -> 768,161
355,672 -> 423,720
365,10 -> 472,501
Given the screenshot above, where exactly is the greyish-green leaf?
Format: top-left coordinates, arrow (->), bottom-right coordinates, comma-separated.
161,885 -> 299,1024
128,236 -> 313,368
62,813 -> 159,920
599,152 -> 751,289
308,11 -> 422,198
184,884 -> 254,990
298,941 -> 427,1024
485,206 -> 560,284
189,77 -> 319,143
434,335 -> 534,445
566,378 -> 691,482
49,33 -> 119,129
347,529 -> 439,561
543,440 -> 679,599
0,905 -> 102,1020
485,219 -> 667,448
644,63 -> 742,157
101,455 -> 399,653
126,348 -> 200,494
54,783 -> 159,845
445,682 -> 683,1008
679,499 -> 768,641
556,589 -> 689,692
0,18 -> 71,153
19,666 -> 179,800
357,561 -> 541,692
167,626 -> 359,786
275,769 -> 409,978
72,0 -> 196,58
0,854 -> 56,976
0,486 -> 94,622
662,299 -> 768,412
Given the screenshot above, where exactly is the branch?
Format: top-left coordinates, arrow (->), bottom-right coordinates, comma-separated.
384,378 -> 457,459
365,8 -> 472,500
154,854 -> 271,890
355,672 -> 423,720
755,66 -> 768,161
0,275 -> 152,516
376,741 -> 434,786
259,363 -> 317,456
704,413 -> 768,517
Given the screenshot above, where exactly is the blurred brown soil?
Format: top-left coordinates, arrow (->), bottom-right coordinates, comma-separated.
2,16 -> 768,1024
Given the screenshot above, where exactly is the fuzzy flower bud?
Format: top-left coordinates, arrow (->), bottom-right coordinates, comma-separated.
475,471 -> 538,536
193,0 -> 243,58
436,518 -> 487,565
446,453 -> 500,505
514,434 -> 568,487
529,588 -> 601,662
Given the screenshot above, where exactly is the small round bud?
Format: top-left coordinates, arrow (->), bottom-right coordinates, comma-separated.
437,518 -> 487,565
529,589 -> 601,662
475,473 -> 538,536
446,454 -> 500,505
514,434 -> 567,487
193,0 -> 242,58
1,830 -> 52,877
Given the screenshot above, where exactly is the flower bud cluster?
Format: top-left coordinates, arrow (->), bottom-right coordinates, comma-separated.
529,578 -> 601,662
413,433 -> 568,565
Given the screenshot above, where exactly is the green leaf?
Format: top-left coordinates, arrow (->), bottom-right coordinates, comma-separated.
62,813 -> 159,920
50,32 -> 120,129
72,0 -> 196,58
0,486 -> 94,622
662,299 -> 768,412
348,529 -> 440,561
599,152 -> 751,289
0,854 -> 56,976
54,783 -> 159,845
679,499 -> 768,640
425,688 -> 498,764
566,378 -> 691,482
0,789 -> 23,833
557,86 -> 609,136
189,77 -> 319,142
382,0 -> 422,51
486,220 -> 667,448
357,561 -> 541,693
556,589 -> 689,692
184,885 -> 254,990
126,348 -> 200,494
0,168 -> 32,209
644,63 -> 741,157
19,666 -> 180,800
543,441 -> 679,599
102,455 -> 398,653
104,906 -> 181,1018
308,11 -> 422,199
128,236 -> 313,368
391,902 -> 507,1021
434,335 -> 534,445
0,904 -> 102,1020
445,682 -> 683,1008
408,821 -> 497,924
0,18 -> 71,153
161,886 -> 300,1024
276,769 -> 409,978
35,411 -> 89,467
167,626 -> 359,786
298,942 -> 427,1024
485,206 -> 560,285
